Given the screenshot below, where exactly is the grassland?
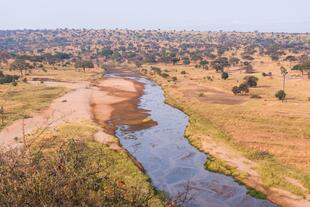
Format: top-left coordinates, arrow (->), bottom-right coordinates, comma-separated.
28,66 -> 103,81
0,67 -> 104,131
0,82 -> 66,130
143,55 -> 310,198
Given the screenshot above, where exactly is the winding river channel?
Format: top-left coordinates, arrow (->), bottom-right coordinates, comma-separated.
109,71 -> 277,207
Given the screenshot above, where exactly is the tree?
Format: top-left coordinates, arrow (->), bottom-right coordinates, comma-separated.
199,60 -> 209,69
229,57 -> 240,66
221,72 -> 229,80
211,57 -> 230,72
238,83 -> 249,94
10,59 -> 31,76
280,66 -> 288,91
102,48 -> 113,58
232,83 -> 249,95
292,62 -> 310,78
55,52 -> 71,60
75,60 -> 94,72
244,75 -> 259,87
292,64 -> 304,76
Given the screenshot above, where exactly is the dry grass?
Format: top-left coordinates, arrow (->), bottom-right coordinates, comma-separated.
144,57 -> 310,196
2,66 -> 103,82
28,66 -> 103,81
0,82 -> 66,130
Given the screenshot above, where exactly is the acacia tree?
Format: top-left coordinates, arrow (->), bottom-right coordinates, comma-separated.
75,60 -> 94,72
292,62 -> 310,79
211,57 -> 230,72
10,59 -> 31,76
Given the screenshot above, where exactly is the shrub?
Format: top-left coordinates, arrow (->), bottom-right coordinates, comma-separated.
160,72 -> 169,78
262,72 -> 272,77
244,75 -> 258,87
232,83 -> 249,95
0,140 -> 159,207
181,71 -> 186,75
221,72 -> 229,80
150,66 -> 161,74
171,77 -> 177,82
239,83 -> 249,94
232,86 -> 241,95
275,90 -> 286,101
0,74 -> 19,84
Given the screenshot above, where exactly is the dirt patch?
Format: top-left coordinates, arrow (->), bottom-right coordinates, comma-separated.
182,86 -> 247,105
0,81 -> 93,148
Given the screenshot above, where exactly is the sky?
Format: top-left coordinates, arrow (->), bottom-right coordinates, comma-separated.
0,0 -> 309,32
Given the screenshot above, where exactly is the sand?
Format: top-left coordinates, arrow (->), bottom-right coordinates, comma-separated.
0,77 -> 141,150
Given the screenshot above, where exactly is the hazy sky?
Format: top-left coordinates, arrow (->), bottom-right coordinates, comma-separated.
0,0 -> 309,32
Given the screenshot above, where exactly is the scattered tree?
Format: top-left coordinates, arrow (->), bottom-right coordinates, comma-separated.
75,60 -> 94,72
244,75 -> 259,87
10,59 -> 31,76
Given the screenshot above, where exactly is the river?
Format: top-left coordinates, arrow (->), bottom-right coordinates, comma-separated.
108,71 -> 277,207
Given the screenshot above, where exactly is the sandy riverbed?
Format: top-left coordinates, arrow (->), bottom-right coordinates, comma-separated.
0,77 -> 142,151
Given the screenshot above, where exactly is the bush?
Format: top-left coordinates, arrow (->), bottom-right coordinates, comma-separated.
0,74 -> 19,84
221,72 -> 229,80
180,71 -> 186,75
275,90 -> 286,101
160,72 -> 169,78
232,83 -> 249,95
244,75 -> 258,87
262,72 -> 272,77
0,140 -> 159,207
150,66 -> 161,74
232,86 -> 241,95
171,77 -> 177,82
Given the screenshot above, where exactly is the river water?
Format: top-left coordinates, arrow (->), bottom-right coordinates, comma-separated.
111,72 -> 277,207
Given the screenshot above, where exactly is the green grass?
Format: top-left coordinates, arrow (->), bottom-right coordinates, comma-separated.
205,155 -> 248,180
247,187 -> 267,200
204,155 -> 268,200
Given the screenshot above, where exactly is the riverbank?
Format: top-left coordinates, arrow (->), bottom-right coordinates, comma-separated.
141,65 -> 310,207
0,68 -> 167,206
